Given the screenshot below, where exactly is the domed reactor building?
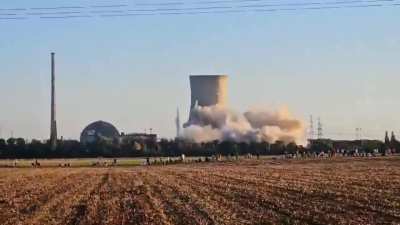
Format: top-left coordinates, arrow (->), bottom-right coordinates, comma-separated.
80,121 -> 120,144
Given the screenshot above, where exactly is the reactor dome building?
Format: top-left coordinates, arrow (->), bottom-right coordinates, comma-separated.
184,75 -> 228,127
80,120 -> 120,144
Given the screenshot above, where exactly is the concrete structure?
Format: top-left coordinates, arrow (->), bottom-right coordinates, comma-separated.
185,75 -> 228,127
50,52 -> 57,150
189,75 -> 228,109
80,121 -> 120,144
175,108 -> 181,138
121,133 -> 157,143
120,133 -> 158,151
79,120 -> 159,152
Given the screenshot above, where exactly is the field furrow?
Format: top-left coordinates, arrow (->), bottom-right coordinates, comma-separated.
1,157 -> 400,225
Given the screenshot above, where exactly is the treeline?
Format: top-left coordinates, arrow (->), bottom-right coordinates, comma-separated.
309,132 -> 400,155
0,137 -> 300,159
0,136 -> 398,159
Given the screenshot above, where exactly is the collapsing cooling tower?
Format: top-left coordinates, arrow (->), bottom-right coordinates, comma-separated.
184,75 -> 228,127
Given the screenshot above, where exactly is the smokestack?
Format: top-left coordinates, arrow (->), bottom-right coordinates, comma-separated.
176,107 -> 181,138
185,75 -> 228,127
50,52 -> 57,150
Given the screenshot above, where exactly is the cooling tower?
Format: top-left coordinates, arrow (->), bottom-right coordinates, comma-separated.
185,75 -> 228,127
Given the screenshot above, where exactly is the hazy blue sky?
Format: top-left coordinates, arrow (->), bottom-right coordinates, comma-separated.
0,0 -> 399,141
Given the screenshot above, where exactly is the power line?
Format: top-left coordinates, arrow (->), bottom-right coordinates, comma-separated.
319,128 -> 387,140
159,9 -> 245,14
40,15 -> 92,19
0,0 -> 399,20
30,6 -> 85,10
99,13 -> 156,17
90,4 -> 129,8
126,6 -> 234,11
90,10 -> 126,13
2,0 -> 399,11
36,4 -> 400,17
41,5 -> 398,19
240,0 -> 396,7
136,2 -> 185,6
0,17 -> 26,20
0,0 -> 392,11
0,8 -> 27,11
26,12 -> 82,15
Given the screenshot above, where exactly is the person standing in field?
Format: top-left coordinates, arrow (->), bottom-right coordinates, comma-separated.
181,154 -> 185,162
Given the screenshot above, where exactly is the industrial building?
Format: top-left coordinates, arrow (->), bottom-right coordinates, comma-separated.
80,121 -> 120,144
121,133 -> 157,143
120,133 -> 158,151
185,75 -> 228,127
80,121 -> 158,151
77,74 -> 229,146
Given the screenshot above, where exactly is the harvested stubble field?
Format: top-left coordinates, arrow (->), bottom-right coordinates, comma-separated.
1,157 -> 400,225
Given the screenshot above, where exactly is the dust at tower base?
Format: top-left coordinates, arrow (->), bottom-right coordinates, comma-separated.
182,75 -> 305,144
184,75 -> 228,127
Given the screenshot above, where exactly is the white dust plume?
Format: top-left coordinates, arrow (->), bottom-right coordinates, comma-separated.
182,105 -> 304,144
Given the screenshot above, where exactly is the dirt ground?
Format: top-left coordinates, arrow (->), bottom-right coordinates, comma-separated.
1,157 -> 400,225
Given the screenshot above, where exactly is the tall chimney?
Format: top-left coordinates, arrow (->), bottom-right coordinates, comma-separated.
175,107 -> 181,139
50,52 -> 57,150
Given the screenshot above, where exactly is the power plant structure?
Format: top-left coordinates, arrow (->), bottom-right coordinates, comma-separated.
80,121 -> 120,144
80,120 -> 158,151
50,52 -> 57,150
175,108 -> 181,139
184,75 -> 228,127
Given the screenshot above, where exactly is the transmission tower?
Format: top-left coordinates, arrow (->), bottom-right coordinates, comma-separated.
355,128 -> 362,140
309,115 -> 314,140
317,117 -> 323,139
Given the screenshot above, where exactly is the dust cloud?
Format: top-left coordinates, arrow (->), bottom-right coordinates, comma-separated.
183,105 -> 304,144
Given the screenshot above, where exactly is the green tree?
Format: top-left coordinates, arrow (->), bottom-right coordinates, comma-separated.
271,140 -> 285,155
286,142 -> 298,154
6,138 -> 16,158
0,139 -> 6,157
15,138 -> 27,158
310,140 -> 332,153
218,141 -> 235,156
29,139 -> 45,158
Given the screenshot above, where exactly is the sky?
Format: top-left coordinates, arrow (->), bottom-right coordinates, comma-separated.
0,0 -> 399,141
